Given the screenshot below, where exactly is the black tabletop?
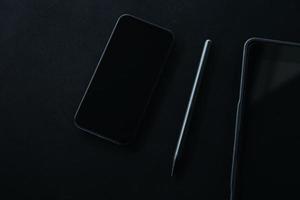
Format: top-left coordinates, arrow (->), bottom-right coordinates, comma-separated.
1,0 -> 300,199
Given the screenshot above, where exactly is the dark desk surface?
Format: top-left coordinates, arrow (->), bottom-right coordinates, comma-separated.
1,0 -> 300,199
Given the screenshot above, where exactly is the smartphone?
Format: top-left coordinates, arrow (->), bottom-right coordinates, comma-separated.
230,38 -> 300,200
74,14 -> 174,145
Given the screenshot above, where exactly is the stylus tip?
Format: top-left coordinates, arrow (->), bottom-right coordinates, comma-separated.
171,159 -> 176,176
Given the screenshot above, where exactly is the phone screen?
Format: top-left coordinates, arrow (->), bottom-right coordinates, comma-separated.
74,15 -> 174,144
235,40 -> 300,200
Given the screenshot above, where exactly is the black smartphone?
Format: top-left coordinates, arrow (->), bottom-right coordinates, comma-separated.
74,14 -> 174,145
230,38 -> 300,200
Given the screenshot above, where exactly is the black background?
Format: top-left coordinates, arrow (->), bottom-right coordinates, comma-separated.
1,0 -> 300,199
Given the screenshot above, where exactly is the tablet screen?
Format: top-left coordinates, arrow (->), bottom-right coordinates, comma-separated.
235,40 -> 300,200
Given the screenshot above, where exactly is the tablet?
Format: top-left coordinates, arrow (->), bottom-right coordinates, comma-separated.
231,38 -> 300,200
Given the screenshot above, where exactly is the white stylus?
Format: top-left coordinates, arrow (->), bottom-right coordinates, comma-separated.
171,39 -> 212,176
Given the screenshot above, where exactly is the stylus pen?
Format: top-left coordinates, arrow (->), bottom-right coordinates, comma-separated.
171,39 -> 212,176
